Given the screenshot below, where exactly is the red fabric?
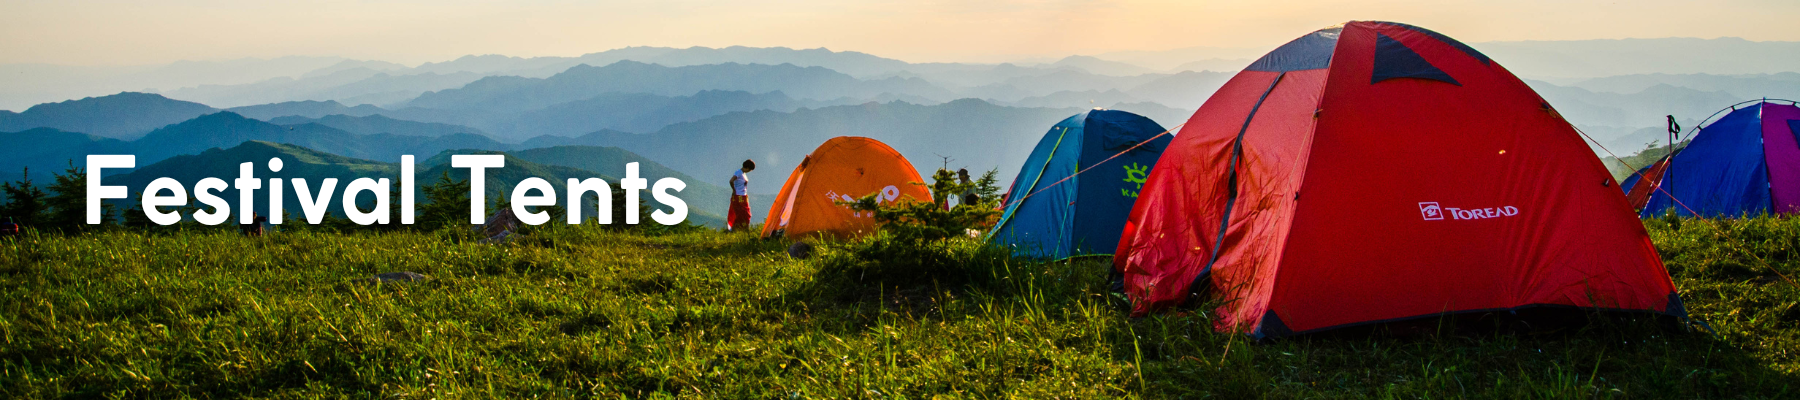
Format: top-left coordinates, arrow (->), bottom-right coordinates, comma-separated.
1623,157 -> 1671,211
1114,69 -> 1327,319
1116,21 -> 1679,336
727,195 -> 752,231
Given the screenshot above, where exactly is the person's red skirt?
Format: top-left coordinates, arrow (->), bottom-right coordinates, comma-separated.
727,195 -> 752,231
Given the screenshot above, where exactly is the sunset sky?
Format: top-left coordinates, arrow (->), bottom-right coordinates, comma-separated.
2,0 -> 1796,66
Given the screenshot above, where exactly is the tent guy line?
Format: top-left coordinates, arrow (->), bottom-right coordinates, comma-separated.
1574,118 -> 1800,290
1010,122 -> 1184,205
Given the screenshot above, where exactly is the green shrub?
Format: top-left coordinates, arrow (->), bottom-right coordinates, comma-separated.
815,168 -> 1006,288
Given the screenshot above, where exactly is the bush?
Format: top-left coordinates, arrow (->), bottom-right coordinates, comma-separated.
815,168 -> 1007,288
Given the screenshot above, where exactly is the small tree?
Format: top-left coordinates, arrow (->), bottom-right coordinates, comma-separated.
823,169 -> 1008,287
842,168 -> 1002,246
0,167 -> 47,227
418,171 -> 472,231
973,168 -> 1003,207
43,161 -> 115,233
123,191 -> 156,229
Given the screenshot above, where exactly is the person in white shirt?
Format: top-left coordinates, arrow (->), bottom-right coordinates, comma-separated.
727,159 -> 756,231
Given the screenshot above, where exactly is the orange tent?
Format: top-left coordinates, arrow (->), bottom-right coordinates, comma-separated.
761,137 -> 932,239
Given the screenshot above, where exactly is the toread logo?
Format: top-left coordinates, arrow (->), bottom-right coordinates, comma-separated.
1418,202 -> 1444,220
1420,201 -> 1520,221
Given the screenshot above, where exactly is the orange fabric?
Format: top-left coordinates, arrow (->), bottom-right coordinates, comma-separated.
760,137 -> 932,239
726,195 -> 752,231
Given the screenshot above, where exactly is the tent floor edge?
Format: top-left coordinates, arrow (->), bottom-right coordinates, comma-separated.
1251,303 -> 1691,339
1252,310 -> 1295,341
1664,292 -> 1688,320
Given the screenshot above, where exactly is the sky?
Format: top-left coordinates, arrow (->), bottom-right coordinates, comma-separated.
2,0 -> 1797,66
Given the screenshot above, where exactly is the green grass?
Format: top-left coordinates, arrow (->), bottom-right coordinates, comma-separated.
0,218 -> 1794,398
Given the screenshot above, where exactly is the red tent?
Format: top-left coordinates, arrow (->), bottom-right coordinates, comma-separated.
1113,21 -> 1682,338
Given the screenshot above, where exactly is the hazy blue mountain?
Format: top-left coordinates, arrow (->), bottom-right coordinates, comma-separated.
1093,45 -> 1270,71
1567,73 -> 1800,101
1102,102 -> 1194,129
132,112 -> 511,164
1478,37 -> 1800,79
1169,59 -> 1254,73
890,63 -> 1075,89
572,46 -> 913,78
228,100 -> 388,120
0,92 -> 218,139
368,90 -> 819,140
300,60 -> 408,78
0,56 -> 351,110
517,129 -> 636,148
133,112 -> 371,162
1046,55 -> 1157,76
268,114 -> 490,138
998,69 -> 1168,99
1520,80 -> 1748,152
163,69 -> 485,108
1581,125 -> 1676,156
497,90 -> 808,137
13,39 -> 1799,113
953,84 -> 1039,104
1,128 -> 134,182
408,54 -> 576,78
1124,70 -> 1235,109
410,46 -> 915,79
406,61 -> 954,112
1003,89 -> 1142,109
548,99 -> 1112,188
1530,82 -> 1743,129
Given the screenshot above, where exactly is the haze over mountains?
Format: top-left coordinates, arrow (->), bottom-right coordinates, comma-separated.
5,38 -> 1798,226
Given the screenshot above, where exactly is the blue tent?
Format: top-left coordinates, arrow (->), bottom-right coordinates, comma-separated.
1625,101 -> 1800,217
989,109 -> 1173,259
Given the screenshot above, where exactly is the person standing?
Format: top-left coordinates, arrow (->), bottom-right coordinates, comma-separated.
727,160 -> 755,231
957,168 -> 979,207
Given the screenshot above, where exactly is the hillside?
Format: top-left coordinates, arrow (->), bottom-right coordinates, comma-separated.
107,141 -> 404,219
267,114 -> 491,138
132,112 -> 512,164
228,100 -> 388,120
0,128 -> 134,182
0,92 -> 217,139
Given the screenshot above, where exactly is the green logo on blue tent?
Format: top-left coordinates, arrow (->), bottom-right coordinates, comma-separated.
1122,162 -> 1149,198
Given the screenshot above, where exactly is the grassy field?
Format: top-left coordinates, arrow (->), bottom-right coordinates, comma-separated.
0,217 -> 1795,398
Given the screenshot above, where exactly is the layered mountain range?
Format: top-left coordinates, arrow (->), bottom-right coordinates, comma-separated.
6,41 -> 1797,226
